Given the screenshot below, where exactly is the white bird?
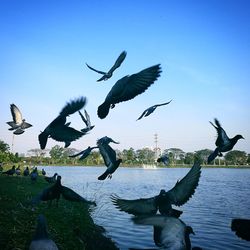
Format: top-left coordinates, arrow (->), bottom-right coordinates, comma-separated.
78,110 -> 95,133
6,104 -> 32,135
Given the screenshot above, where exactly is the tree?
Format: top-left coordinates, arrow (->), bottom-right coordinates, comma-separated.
135,148 -> 155,164
194,149 -> 213,165
164,148 -> 185,165
224,150 -> 248,165
122,148 -> 136,164
184,152 -> 195,165
0,140 -> 10,153
49,145 -> 64,163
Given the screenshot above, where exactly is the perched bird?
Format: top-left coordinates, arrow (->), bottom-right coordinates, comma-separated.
15,165 -> 21,175
38,97 -> 87,149
86,51 -> 127,82
30,167 -> 38,181
111,163 -> 201,217
97,64 -> 161,119
208,118 -> 244,163
157,154 -> 169,166
6,104 -> 32,135
137,100 -> 172,121
44,173 -> 58,183
2,165 -> 16,176
78,110 -> 95,133
132,215 -> 195,250
29,214 -> 58,250
69,146 -> 98,160
23,166 -> 30,176
231,218 -> 250,241
41,168 -> 46,176
97,139 -> 122,180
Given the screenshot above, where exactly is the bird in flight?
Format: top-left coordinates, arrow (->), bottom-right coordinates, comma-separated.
78,109 -> 95,133
86,51 -> 127,82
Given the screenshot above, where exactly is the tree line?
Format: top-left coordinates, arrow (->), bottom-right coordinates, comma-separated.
1,139 -> 250,167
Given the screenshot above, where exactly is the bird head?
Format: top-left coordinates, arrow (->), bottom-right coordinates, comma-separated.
186,226 -> 195,235
235,134 -> 244,140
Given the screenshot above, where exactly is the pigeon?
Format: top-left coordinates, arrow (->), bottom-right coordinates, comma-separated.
208,118 -> 244,163
78,110 -> 95,133
111,163 -> 201,217
42,168 -> 46,176
6,104 -> 32,134
97,136 -> 120,145
157,154 -> 169,166
38,97 -> 87,150
2,165 -> 16,176
132,215 -> 195,250
69,146 -> 98,160
86,51 -> 127,82
231,218 -> 250,241
137,100 -> 172,121
15,165 -> 21,175
30,167 -> 38,181
23,166 -> 30,176
97,139 -> 122,180
29,214 -> 58,250
44,173 -> 58,183
97,64 -> 161,119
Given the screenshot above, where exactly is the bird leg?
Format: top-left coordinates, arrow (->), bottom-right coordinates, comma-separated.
111,104 -> 115,109
108,174 -> 112,179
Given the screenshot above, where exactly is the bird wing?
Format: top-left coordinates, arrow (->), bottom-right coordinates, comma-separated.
212,119 -> 230,146
136,108 -> 149,120
111,194 -> 158,215
78,110 -> 87,126
108,51 -> 127,74
21,122 -> 33,129
98,143 -> 116,166
155,100 -> 173,107
231,218 -> 250,241
10,104 -> 22,124
166,162 -> 201,206
86,63 -> 106,75
6,121 -> 18,128
13,128 -> 25,135
84,109 -> 91,127
59,97 -> 86,117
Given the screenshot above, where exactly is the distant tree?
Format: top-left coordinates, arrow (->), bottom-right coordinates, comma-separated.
224,150 -> 248,165
247,154 -> 250,165
27,148 -> 47,157
184,152 -> 195,165
136,148 -> 155,164
0,140 -> 10,153
165,148 -> 185,165
194,149 -> 213,165
49,145 -> 64,163
122,148 -> 136,164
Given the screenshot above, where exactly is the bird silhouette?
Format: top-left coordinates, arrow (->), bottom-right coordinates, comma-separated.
38,97 -> 87,150
97,138 -> 122,180
157,154 -> 169,166
23,166 -> 30,176
208,118 -> 244,163
30,167 -> 38,181
111,163 -> 201,217
6,104 -> 32,135
86,51 -> 127,82
44,173 -> 58,183
2,165 -> 16,176
29,214 -> 58,250
78,110 -> 95,133
137,100 -> 172,121
231,218 -> 250,241
15,165 -> 21,175
42,168 -> 46,176
97,136 -> 120,145
97,64 -> 161,119
69,146 -> 98,160
132,215 -> 195,250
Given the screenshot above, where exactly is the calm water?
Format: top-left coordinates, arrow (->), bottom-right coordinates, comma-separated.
39,166 -> 250,250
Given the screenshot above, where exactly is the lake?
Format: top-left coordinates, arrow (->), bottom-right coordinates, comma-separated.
38,166 -> 250,250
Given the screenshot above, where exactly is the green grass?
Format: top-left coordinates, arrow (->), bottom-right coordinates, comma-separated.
0,173 -> 118,250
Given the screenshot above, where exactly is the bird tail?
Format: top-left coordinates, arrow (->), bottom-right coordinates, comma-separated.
97,102 -> 110,119
208,148 -> 219,164
14,128 -> 24,135
98,171 -> 109,180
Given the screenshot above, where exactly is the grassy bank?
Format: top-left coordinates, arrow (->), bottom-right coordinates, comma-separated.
0,174 -> 118,250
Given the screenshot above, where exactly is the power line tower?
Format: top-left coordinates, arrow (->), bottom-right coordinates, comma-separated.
154,133 -> 161,160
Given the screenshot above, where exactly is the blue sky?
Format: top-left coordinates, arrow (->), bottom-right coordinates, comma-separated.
0,0 -> 249,155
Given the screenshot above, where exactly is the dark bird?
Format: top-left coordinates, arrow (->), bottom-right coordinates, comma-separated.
41,168 -> 46,176
97,136 -> 120,145
137,100 -> 172,121
132,215 -> 195,250
30,167 -> 38,181
15,165 -> 21,175
23,166 -> 30,176
231,218 -> 250,241
86,51 -> 127,82
44,173 -> 58,183
38,97 -> 87,150
111,163 -> 201,217
69,146 -> 98,160
157,154 -> 169,166
208,118 -> 244,163
78,110 -> 95,133
2,165 -> 16,176
29,214 -> 58,250
97,64 -> 161,119
6,104 -> 32,135
97,139 -> 122,180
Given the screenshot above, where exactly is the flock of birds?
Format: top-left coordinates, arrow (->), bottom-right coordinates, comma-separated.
3,51 -> 248,249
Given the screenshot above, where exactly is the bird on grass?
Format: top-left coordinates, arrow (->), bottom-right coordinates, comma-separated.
6,104 -> 32,135
137,100 -> 172,121
111,163 -> 201,217
69,146 -> 98,160
30,167 -> 38,181
42,168 -> 46,176
29,214 -> 58,250
157,154 -> 169,166
86,51 -> 127,82
97,138 -> 122,180
15,165 -> 21,175
2,165 -> 16,176
23,166 -> 30,176
132,215 -> 196,250
208,118 -> 244,163
231,218 -> 250,241
97,64 -> 161,119
44,173 -> 58,183
38,97 -> 87,150
79,109 -> 95,133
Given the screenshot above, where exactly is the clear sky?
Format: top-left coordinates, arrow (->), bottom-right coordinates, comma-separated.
0,0 -> 249,155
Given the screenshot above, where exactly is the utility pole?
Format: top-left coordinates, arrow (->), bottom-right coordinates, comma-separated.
154,133 -> 160,160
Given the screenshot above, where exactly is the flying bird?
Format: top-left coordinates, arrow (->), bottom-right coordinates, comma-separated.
86,51 -> 127,82
157,154 -> 169,166
208,118 -> 244,163
111,163 -> 201,217
231,218 -> 250,241
69,146 -> 98,160
38,97 -> 87,150
29,214 -> 58,250
78,110 -> 95,133
6,104 -> 32,135
97,64 -> 161,119
97,139 -> 122,180
132,215 -> 195,250
97,136 -> 120,145
137,100 -> 172,121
